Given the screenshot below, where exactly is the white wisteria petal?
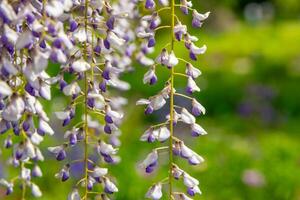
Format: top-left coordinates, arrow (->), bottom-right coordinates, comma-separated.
3,57 -> 18,75
63,82 -> 81,96
72,58 -> 91,72
159,0 -> 169,6
68,189 -> 80,200
35,148 -> 44,161
187,77 -> 200,93
191,123 -> 207,136
88,91 -> 105,102
140,128 -> 153,141
35,100 -> 49,121
48,146 -> 63,154
166,110 -> 180,124
140,150 -> 158,168
98,141 -> 118,155
39,82 -> 51,100
189,185 -> 202,195
161,84 -> 175,98
145,183 -> 163,200
155,49 -> 169,65
4,24 -> 18,44
58,31 -> 74,50
107,31 -> 125,47
33,165 -> 43,177
0,81 -> 12,96
62,0 -> 73,11
107,108 -> 123,119
188,34 -> 199,42
189,154 -> 205,165
157,127 -> 170,142
136,98 -> 151,105
138,54 -> 155,66
190,44 -> 207,55
0,179 -> 13,188
183,173 -> 199,188
2,96 -> 25,121
33,51 -> 48,73
45,1 -> 64,18
180,143 -> 194,158
24,141 -> 36,158
21,167 -> 31,180
92,167 -> 108,177
16,31 -> 33,50
172,165 -> 184,179
32,20 -> 43,32
56,49 -> 67,63
167,51 -> 179,67
186,63 -> 202,79
73,28 -> 87,43
39,119 -> 54,135
193,10 -> 210,21
181,108 -> 196,124
137,31 -> 154,38
31,132 -> 44,145
31,183 -> 42,197
104,178 -> 118,193
23,64 -> 38,83
55,111 -> 69,120
143,69 -> 156,84
0,1 -> 17,21
174,23 -> 187,33
108,76 -> 131,91
150,95 -> 166,110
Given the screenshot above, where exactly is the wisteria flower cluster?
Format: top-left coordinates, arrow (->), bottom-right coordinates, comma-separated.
136,0 -> 209,199
0,0 -> 209,199
46,0 -> 136,199
0,0 -> 62,198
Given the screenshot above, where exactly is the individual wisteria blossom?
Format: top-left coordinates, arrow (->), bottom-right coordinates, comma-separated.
136,0 -> 209,199
46,0 -> 136,199
0,0 -> 58,198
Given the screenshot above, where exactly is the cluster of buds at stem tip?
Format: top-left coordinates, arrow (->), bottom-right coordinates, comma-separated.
45,0 -> 138,199
0,0 -> 67,197
136,0 -> 209,199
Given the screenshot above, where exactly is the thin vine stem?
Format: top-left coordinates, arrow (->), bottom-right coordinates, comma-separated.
174,4 -> 194,12
174,72 -> 189,78
83,0 -> 89,199
156,6 -> 171,14
155,25 -> 171,31
174,92 -> 194,100
21,161 -> 26,200
169,0 -> 175,199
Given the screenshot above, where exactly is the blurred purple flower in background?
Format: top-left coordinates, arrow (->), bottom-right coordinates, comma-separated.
242,169 -> 266,188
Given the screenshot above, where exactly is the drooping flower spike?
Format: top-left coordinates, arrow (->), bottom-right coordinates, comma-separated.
0,0 -> 63,198
136,0 -> 209,199
46,0 -> 135,199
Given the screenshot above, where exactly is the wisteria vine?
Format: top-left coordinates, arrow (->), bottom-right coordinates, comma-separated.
136,0 -> 209,199
47,0 -> 135,200
0,0 -> 60,198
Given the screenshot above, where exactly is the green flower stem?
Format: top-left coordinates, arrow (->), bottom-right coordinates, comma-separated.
169,0 -> 175,199
21,162 -> 26,200
83,0 -> 89,199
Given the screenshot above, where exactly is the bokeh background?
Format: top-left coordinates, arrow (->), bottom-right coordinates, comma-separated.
1,0 -> 300,199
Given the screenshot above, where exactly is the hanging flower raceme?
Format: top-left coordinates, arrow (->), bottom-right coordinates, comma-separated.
0,0 -> 60,198
47,0 -> 133,199
136,0 -> 209,199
